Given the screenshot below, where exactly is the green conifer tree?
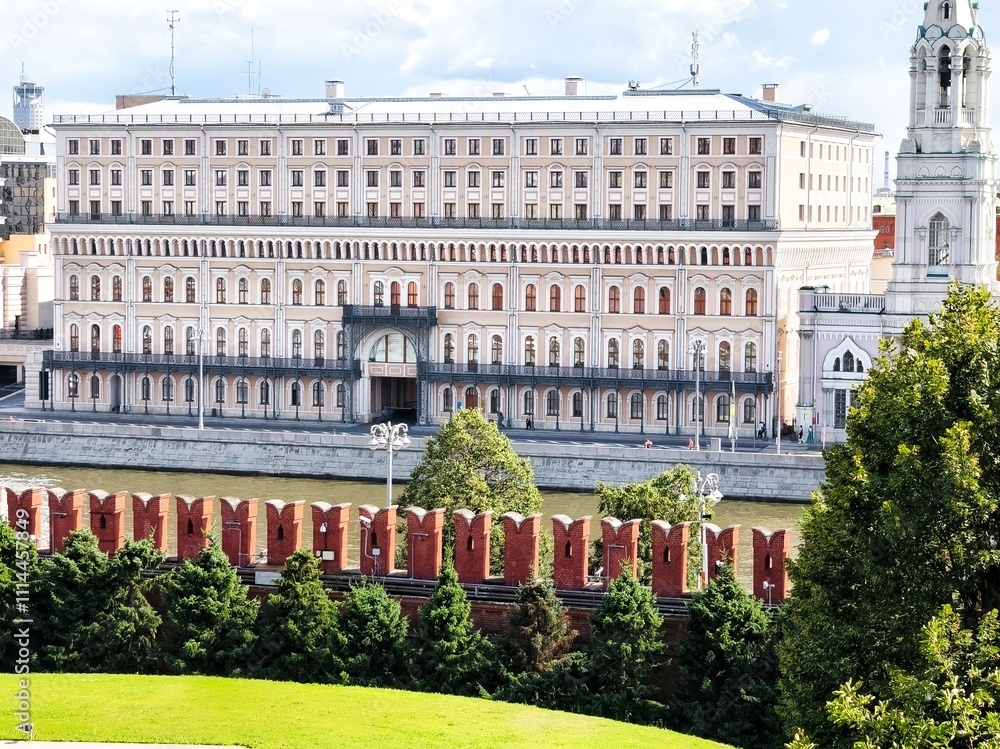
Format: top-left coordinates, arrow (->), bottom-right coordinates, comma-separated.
331,580 -> 408,687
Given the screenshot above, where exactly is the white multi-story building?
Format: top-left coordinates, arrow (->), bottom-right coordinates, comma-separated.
798,0 -> 998,442
43,81 -> 876,435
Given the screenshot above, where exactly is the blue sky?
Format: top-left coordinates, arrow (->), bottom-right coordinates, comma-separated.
2,0 -> 995,180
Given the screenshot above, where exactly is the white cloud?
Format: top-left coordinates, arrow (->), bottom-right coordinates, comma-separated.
811,28 -> 831,45
474,58 -> 495,69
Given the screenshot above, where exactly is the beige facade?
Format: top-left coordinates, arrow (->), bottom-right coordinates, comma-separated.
45,87 -> 876,434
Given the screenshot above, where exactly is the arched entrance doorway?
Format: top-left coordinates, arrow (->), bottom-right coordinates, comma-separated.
110,374 -> 123,413
366,331 -> 418,422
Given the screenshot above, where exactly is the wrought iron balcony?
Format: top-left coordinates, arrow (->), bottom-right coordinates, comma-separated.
342,304 -> 437,327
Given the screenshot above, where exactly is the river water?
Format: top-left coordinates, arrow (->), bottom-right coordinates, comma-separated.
0,462 -> 807,585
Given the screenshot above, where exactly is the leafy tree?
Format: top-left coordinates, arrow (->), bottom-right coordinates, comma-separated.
789,606 -> 1000,749
673,562 -> 782,749
595,465 -> 703,584
399,408 -> 542,572
408,562 -> 488,695
253,550 -> 337,683
332,579 -> 408,687
0,521 -> 36,671
33,531 -> 162,673
159,540 -> 258,676
779,284 -> 1000,746
586,570 -> 665,722
503,579 -> 576,674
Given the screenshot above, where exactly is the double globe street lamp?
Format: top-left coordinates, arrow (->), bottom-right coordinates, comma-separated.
368,421 -> 411,508
680,470 -> 723,589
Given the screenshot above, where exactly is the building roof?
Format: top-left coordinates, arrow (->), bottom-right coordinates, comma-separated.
51,89 -> 875,133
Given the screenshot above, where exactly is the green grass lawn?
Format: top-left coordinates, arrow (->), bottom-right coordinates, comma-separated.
0,673 -> 731,749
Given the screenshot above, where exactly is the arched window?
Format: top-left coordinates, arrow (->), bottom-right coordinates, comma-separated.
523,390 -> 535,416
657,394 -> 669,420
572,392 -> 583,418
492,283 -> 504,310
142,276 -> 152,302
573,337 -> 585,367
112,325 -> 122,354
238,278 -> 248,304
746,288 -> 758,316
112,276 -> 122,302
336,383 -> 344,408
943,1 -> 951,20
574,285 -> 586,312
608,338 -> 620,368
315,279 -> 326,306
491,335 -> 503,365
443,387 -> 454,412
337,279 -> 348,305
260,329 -> 271,358
608,286 -> 621,313
658,287 -> 670,315
745,342 -> 758,372
260,380 -> 270,405
843,351 -> 855,373
216,327 -> 226,357
291,330 -> 303,358
468,283 -> 480,310
185,277 -> 196,303
260,279 -> 271,304
444,282 -> 456,309
373,280 -> 384,306
632,339 -> 645,369
163,277 -> 174,302
390,281 -> 401,307
164,377 -> 175,403
606,392 -> 619,419
467,334 -> 479,364
69,324 -> 80,352
336,331 -> 345,359
217,378 -> 228,405
525,284 -> 537,311
163,326 -> 174,355
312,382 -> 325,408
292,279 -> 303,305
407,281 -> 418,307
238,328 -> 249,357
185,327 -> 195,356
216,277 -> 226,304
69,275 -> 80,300
694,287 -> 707,315
548,337 -> 560,367
490,388 -> 501,414
719,342 -> 732,375
720,288 -> 733,316
743,397 -> 756,424
630,393 -> 643,419
314,331 -> 325,362
657,340 -> 670,369
524,336 -> 536,366
90,324 -> 101,353
90,275 -> 101,301
68,373 -> 79,399
929,212 -> 950,271
633,287 -> 645,314
443,333 -> 455,363
546,390 -> 560,416
717,394 -> 731,423
140,376 -> 150,402
549,285 -> 561,312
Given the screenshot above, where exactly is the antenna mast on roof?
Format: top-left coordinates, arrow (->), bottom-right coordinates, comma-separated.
167,10 -> 180,96
690,31 -> 701,88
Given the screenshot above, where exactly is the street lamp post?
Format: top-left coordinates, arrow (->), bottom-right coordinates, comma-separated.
776,350 -> 783,455
368,421 -> 411,508
695,471 -> 723,589
195,328 -> 210,430
689,340 -> 706,451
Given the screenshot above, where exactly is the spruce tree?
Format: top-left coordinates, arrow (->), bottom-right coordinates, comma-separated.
504,579 -> 576,674
159,540 -> 258,676
253,550 -> 336,683
673,562 -> 782,749
408,562 -> 487,695
331,580 -> 408,686
33,531 -> 162,673
0,521 -> 36,672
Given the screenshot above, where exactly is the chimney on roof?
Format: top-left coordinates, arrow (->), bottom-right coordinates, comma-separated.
325,80 -> 345,99
565,76 -> 584,96
761,83 -> 778,103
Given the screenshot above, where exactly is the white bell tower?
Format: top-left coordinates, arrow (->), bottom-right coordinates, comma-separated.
887,0 -> 999,314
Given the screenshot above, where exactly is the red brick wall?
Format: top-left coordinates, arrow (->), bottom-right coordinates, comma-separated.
176,495 -> 213,561
551,515 -> 591,591
5,488 -> 43,545
89,490 -> 127,555
873,215 -> 895,251
454,509 -> 492,584
359,504 -> 396,576
502,512 -> 542,586
601,517 -> 641,588
405,507 -> 445,580
705,524 -> 740,584
311,502 -> 351,573
221,497 -> 258,567
132,493 -> 170,552
651,521 -> 690,598
265,500 -> 304,567
752,527 -> 790,604
47,488 -> 84,554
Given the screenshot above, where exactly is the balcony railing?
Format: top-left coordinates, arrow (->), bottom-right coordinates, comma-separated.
45,350 -> 362,379
810,293 -> 886,313
342,304 -> 437,327
56,212 -> 780,233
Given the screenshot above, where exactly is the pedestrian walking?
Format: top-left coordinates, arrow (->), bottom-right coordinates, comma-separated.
798,425 -> 804,444
644,439 -> 653,449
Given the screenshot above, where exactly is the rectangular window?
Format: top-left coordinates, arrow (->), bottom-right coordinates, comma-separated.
111,140 -> 122,155
697,137 -> 711,155
659,171 -> 673,189
337,201 -> 348,217
550,171 -> 563,188
292,139 -> 304,156
68,199 -> 79,214
723,137 -> 736,155
659,137 -> 673,155
575,138 -> 588,156
68,169 -> 79,186
550,138 -> 563,156
390,202 -> 402,218
390,139 -> 402,155
549,204 -> 562,220
468,203 -> 480,219
696,171 -> 710,189
574,171 -> 588,188
316,170 -> 328,187
291,170 -> 304,187
748,205 -> 761,222
314,201 -> 325,217
214,140 -> 226,156
184,170 -> 196,186
722,205 -> 735,226
184,139 -> 196,156
141,170 -> 153,186
608,204 -> 622,220
524,171 -> 538,188
68,140 -> 79,155
366,170 -> 378,188
141,139 -> 153,155
524,138 -> 538,156
444,171 -> 457,188
609,171 -> 623,188
659,204 -> 673,221
337,170 -> 349,187
444,138 -> 457,155
468,171 -> 481,188
142,200 -> 152,215
259,140 -> 271,156
89,139 -> 100,155
413,202 -> 425,218
215,170 -> 227,187
237,201 -> 248,217
111,200 -> 122,215
749,137 -> 763,155
89,169 -> 100,186
444,202 -> 456,218
609,138 -> 622,155
575,204 -> 588,220
390,170 -> 402,187
492,138 -> 505,156
259,170 -> 272,187
634,137 -> 647,155
292,201 -> 303,217
413,138 -> 426,156
748,171 -> 762,189
634,205 -> 647,220
696,205 -> 710,220
491,171 -> 504,188
367,202 -> 379,217
237,139 -> 249,156
162,169 -> 174,186
524,203 -> 538,219
238,170 -> 249,187
314,139 -> 327,156
492,203 -> 504,219
337,139 -> 349,156
634,172 -> 647,189
184,200 -> 195,215
468,138 -> 480,156
722,171 -> 736,189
